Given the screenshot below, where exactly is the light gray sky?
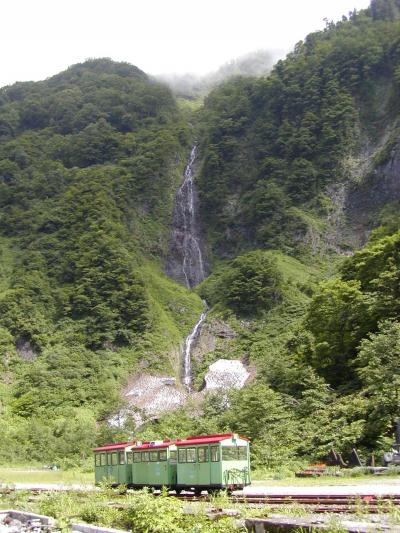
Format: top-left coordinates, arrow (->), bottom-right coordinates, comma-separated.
2,0 -> 371,87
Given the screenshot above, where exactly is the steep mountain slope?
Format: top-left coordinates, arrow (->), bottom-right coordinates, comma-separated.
169,0 -> 400,467
0,58 -> 203,463
197,1 -> 400,259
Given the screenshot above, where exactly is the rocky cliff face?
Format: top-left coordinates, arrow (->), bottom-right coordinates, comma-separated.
346,141 -> 400,235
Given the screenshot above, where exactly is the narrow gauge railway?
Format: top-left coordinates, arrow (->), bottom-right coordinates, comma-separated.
4,487 -> 400,514
94,433 -> 251,494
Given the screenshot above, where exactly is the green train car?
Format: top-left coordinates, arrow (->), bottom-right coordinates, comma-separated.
131,440 -> 177,489
94,433 -> 251,493
175,433 -> 250,493
94,441 -> 135,485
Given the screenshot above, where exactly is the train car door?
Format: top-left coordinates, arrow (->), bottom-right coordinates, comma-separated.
210,444 -> 222,486
196,445 -> 210,486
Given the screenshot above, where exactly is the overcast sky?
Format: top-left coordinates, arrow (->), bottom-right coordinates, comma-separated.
1,0 -> 371,87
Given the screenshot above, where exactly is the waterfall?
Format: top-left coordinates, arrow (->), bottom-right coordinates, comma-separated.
166,145 -> 207,390
166,145 -> 206,289
183,308 -> 207,392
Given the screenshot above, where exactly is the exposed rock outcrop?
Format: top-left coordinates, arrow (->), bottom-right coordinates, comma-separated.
191,318 -> 237,362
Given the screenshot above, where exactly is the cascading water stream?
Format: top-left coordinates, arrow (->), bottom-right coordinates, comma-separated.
182,307 -> 207,392
166,145 -> 207,390
166,145 -> 206,289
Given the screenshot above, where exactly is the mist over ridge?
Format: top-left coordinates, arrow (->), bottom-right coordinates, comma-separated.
156,49 -> 281,98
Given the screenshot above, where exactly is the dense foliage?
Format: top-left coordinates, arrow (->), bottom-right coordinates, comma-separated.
139,1 -> 400,469
198,2 -> 400,257
0,58 -> 204,463
2,2 -> 400,471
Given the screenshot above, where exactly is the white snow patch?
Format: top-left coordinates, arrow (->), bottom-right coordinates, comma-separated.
127,375 -> 187,419
108,374 -> 188,428
204,359 -> 249,391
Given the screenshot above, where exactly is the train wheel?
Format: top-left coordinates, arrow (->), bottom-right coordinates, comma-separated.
194,488 -> 202,496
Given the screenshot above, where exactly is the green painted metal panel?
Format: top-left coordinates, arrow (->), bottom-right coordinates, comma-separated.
131,448 -> 174,487
177,444 -> 218,487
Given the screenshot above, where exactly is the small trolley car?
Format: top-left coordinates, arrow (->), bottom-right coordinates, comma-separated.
94,433 -> 250,493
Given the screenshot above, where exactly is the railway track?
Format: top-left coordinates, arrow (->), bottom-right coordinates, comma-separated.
173,493 -> 400,513
3,486 -> 400,514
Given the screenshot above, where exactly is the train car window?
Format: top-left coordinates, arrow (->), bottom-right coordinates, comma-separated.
159,450 -> 167,461
211,446 -> 220,462
178,449 -> 187,463
127,452 -> 133,464
112,453 -> 118,466
150,451 -> 159,462
119,451 -> 125,465
187,448 -> 196,463
107,453 -> 112,465
133,452 -> 141,463
238,446 -> 248,460
198,447 -> 209,463
100,453 -> 107,466
141,451 -> 150,462
95,454 -> 101,467
169,450 -> 177,463
222,447 -> 237,460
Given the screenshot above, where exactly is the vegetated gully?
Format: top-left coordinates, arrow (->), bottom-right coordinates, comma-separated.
167,145 -> 207,391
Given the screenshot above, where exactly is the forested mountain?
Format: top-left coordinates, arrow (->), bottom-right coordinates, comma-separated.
1,1 -> 400,469
0,58 -> 203,462
198,0 -> 400,258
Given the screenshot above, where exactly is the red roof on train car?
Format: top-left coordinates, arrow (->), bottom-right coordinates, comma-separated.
176,433 -> 249,446
94,441 -> 136,452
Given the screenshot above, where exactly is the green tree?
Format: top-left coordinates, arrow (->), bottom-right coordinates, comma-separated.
304,279 -> 374,386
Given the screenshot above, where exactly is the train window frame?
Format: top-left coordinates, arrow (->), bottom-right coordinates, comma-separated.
211,446 -> 220,462
238,446 -> 248,460
222,447 -> 237,461
187,448 -> 196,463
133,452 -> 141,463
169,450 -> 177,463
198,447 -> 209,463
141,451 -> 150,462
150,451 -> 159,462
127,452 -> 133,465
178,448 -> 187,463
159,450 -> 167,461
95,454 -> 101,467
119,451 -> 126,465
111,453 -> 118,466
100,453 -> 107,466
